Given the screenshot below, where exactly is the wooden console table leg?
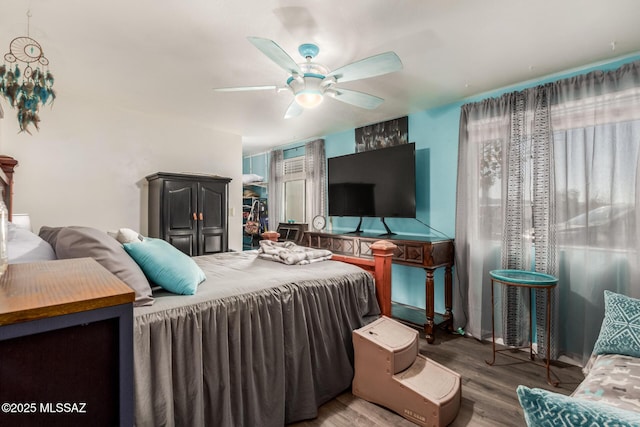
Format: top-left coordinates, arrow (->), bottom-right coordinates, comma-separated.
370,240 -> 396,317
444,265 -> 453,331
425,268 -> 435,343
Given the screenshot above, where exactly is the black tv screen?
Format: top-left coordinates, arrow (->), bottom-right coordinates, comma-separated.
328,143 -> 416,218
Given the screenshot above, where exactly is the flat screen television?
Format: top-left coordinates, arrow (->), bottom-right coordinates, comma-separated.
328,142 -> 416,234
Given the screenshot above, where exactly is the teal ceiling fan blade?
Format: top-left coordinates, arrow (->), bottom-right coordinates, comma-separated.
284,99 -> 304,119
247,37 -> 303,76
327,51 -> 402,83
214,85 -> 278,92
327,88 -> 384,109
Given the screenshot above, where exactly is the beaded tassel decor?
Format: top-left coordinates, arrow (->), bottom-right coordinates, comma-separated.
0,11 -> 55,134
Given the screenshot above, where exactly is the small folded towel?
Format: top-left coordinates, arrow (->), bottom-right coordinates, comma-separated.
258,240 -> 332,265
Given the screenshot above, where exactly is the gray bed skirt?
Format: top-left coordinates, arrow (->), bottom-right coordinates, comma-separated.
133,252 -> 380,426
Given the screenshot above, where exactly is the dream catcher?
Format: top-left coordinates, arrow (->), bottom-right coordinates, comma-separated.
0,11 -> 55,134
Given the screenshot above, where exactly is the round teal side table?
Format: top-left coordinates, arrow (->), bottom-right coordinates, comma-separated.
486,269 -> 559,387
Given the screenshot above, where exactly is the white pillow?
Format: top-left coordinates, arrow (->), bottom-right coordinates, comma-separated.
8,223 -> 57,263
116,228 -> 144,244
242,173 -> 264,184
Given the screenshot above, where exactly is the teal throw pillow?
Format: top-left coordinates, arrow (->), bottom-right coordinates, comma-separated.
592,290 -> 640,357
123,238 -> 206,295
516,386 -> 640,427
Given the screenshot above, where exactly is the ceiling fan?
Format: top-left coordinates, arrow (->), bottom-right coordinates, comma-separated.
215,37 -> 403,119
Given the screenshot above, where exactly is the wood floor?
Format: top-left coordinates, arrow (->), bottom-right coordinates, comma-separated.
290,328 -> 584,427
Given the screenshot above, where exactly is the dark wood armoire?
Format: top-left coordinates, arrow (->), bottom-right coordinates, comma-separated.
146,172 -> 231,256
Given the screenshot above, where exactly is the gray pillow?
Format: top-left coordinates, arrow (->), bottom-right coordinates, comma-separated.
8,223 -> 57,264
38,226 -> 64,248
55,226 -> 154,307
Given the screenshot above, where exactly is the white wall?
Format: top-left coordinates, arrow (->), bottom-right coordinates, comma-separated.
0,93 -> 244,251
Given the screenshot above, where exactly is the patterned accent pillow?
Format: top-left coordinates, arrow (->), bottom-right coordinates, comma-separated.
517,386 -> 640,427
593,291 -> 640,357
571,354 -> 640,413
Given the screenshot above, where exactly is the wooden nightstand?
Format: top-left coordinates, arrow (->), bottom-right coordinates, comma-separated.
0,258 -> 135,426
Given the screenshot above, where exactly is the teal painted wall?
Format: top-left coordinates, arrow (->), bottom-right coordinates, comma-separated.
323,109 -> 461,309
245,53 -> 640,313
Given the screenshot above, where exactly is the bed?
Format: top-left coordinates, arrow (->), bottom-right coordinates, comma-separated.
134,250 -> 385,426
0,157 -> 396,426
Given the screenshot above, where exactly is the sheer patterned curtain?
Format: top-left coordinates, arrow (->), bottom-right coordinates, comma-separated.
268,148 -> 284,230
454,96 -> 512,340
304,139 -> 326,224
455,91 -> 558,356
455,60 -> 640,364
549,62 -> 640,362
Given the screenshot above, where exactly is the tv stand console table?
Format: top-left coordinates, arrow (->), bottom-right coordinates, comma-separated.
303,231 -> 454,343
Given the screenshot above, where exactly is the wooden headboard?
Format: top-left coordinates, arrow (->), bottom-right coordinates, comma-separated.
0,155 -> 18,221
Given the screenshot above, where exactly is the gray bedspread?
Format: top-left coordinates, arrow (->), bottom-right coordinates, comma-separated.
133,250 -> 380,427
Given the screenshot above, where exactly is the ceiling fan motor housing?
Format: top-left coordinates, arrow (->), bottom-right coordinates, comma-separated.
298,43 -> 320,60
287,62 -> 331,108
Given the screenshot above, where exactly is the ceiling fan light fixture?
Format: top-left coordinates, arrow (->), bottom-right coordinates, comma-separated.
295,90 -> 323,108
292,74 -> 325,108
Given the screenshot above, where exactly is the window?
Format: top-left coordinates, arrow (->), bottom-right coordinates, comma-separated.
282,156 -> 305,223
551,88 -> 640,249
269,139 -> 326,228
478,138 -> 504,240
284,180 -> 305,222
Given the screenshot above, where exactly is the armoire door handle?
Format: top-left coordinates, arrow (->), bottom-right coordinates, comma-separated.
199,212 -> 203,221
193,212 -> 197,221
